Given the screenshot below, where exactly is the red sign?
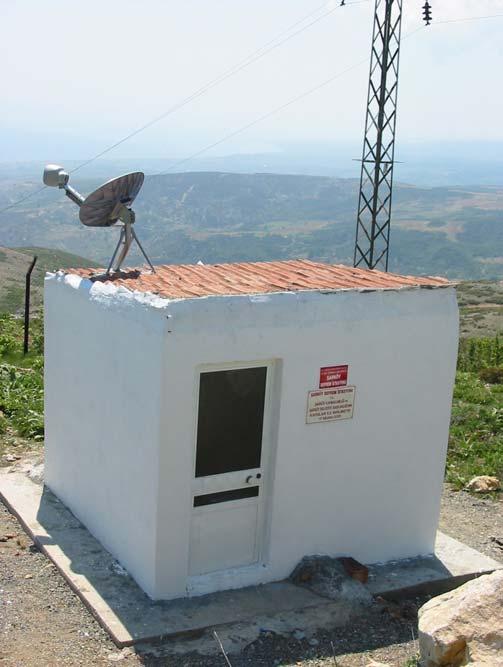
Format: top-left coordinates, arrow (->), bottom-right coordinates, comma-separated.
319,365 -> 348,388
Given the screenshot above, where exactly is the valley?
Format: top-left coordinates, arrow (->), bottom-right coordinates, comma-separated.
1,172 -> 502,281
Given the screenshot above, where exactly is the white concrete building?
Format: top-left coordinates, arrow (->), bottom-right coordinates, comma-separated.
44,259 -> 459,601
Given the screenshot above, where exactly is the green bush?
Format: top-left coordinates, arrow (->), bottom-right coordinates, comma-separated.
403,656 -> 420,667
480,367 -> 503,384
0,314 -> 23,356
0,314 -> 44,441
453,371 -> 494,405
458,336 -> 502,372
0,313 -> 44,359
0,363 -> 44,440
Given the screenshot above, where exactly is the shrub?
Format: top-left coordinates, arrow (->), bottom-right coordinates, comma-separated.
403,656 -> 420,667
458,336 -> 502,372
480,367 -> 503,384
0,313 -> 22,356
0,363 -> 44,440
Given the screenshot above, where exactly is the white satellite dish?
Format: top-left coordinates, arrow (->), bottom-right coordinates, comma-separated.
43,165 -> 155,275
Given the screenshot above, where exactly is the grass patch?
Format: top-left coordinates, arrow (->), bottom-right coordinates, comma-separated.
0,314 -> 44,442
0,285 -> 25,314
403,656 -> 420,667
447,372 -> 503,489
447,337 -> 503,490
0,362 -> 44,440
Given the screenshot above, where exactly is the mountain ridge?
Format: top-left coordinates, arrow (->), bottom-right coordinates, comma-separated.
1,171 -> 502,281
0,246 -> 94,314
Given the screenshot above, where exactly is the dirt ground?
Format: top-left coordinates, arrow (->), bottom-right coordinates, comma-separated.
1,481 -> 502,667
439,484 -> 503,563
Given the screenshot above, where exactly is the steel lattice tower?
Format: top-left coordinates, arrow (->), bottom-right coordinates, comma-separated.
354,0 -> 403,271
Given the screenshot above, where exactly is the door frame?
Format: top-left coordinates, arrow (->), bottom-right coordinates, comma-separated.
190,358 -> 278,571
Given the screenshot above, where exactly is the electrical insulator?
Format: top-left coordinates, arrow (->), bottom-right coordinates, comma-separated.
422,1 -> 432,26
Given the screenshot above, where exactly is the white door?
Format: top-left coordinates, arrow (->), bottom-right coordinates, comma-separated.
189,363 -> 273,576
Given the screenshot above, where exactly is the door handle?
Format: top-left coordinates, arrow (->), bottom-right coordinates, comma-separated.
246,473 -> 262,484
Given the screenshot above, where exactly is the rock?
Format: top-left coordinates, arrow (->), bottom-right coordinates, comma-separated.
107,648 -> 134,662
2,454 -> 20,463
24,574 -> 33,579
466,476 -> 501,493
337,556 -> 369,583
366,662 -> 392,667
290,555 -> 372,605
375,596 -> 417,621
110,560 -> 129,577
27,463 -> 44,484
292,630 -> 305,641
308,638 -> 319,646
490,536 -> 503,549
259,628 -> 275,638
16,536 -> 28,549
418,570 -> 503,667
107,653 -> 122,662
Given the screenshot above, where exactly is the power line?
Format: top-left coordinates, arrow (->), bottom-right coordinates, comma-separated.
435,12 -> 503,26
1,9 -> 502,216
154,25 -> 424,177
153,58 -> 371,177
0,185 -> 48,214
0,0 -> 366,215
151,12 -> 503,176
55,7 -> 503,179
68,0 -> 368,177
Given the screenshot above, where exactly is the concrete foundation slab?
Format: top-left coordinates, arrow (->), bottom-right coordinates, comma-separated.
367,532 -> 502,599
1,469 -> 501,647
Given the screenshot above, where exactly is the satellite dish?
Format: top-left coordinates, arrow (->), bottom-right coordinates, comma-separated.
42,165 -> 154,275
79,172 -> 144,227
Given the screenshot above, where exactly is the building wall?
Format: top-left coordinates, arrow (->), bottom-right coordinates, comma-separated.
44,274 -> 168,598
155,286 -> 459,599
45,276 -> 459,601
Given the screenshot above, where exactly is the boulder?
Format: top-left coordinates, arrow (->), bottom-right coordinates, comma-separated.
466,476 -> 501,493
290,555 -> 372,605
418,570 -> 503,666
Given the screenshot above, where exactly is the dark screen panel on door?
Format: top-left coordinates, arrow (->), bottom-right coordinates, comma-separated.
196,367 -> 267,477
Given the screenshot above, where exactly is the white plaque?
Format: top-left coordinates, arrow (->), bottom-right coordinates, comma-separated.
306,386 -> 355,424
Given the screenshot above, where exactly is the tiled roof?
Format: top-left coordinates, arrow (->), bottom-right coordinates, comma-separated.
68,259 -> 451,300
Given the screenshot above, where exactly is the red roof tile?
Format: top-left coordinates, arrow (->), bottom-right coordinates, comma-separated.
67,260 -> 452,300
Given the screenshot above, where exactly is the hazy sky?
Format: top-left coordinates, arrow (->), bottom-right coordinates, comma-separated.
1,0 -> 502,163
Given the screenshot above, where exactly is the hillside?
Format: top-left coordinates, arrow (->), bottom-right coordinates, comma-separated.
0,246 -> 94,314
0,242 -> 502,336
457,280 -> 503,338
1,172 -> 503,280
